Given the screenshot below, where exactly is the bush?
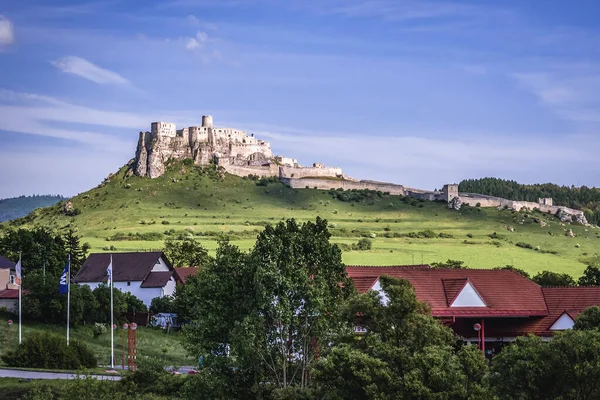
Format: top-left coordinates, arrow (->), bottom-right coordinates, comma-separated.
1,332 -> 97,369
93,323 -> 107,338
516,242 -> 534,249
150,296 -> 175,314
352,238 -> 372,251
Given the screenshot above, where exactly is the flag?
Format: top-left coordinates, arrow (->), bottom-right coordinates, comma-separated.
59,261 -> 69,295
107,256 -> 113,284
14,259 -> 22,286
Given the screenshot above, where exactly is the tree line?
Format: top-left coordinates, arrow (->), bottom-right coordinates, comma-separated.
0,194 -> 65,222
459,177 -> 600,225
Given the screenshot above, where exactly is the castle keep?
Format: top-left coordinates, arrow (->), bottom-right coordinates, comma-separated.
135,116 -> 273,178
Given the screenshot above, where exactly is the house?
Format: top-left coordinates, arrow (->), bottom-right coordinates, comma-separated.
73,252 -> 176,307
0,255 -> 18,290
173,267 -> 200,285
0,255 -> 19,313
346,265 -> 600,357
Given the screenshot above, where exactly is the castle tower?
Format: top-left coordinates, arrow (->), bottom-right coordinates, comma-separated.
442,184 -> 459,202
202,115 -> 213,128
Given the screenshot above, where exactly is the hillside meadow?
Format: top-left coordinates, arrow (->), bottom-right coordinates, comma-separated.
5,161 -> 600,278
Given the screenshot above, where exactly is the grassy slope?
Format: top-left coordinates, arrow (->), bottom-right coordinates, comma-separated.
8,162 -> 600,277
0,321 -> 192,367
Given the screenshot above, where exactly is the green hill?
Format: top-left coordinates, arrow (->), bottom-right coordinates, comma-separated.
0,194 -> 65,222
3,161 -> 599,277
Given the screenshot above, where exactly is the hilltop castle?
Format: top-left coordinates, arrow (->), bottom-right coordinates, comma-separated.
135,115 -> 274,178
132,116 -> 588,225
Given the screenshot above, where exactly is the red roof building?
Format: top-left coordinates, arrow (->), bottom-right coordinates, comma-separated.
346,265 -> 600,356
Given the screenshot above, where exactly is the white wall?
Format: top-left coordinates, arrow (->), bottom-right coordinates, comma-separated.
152,258 -> 170,272
161,277 -> 176,297
549,313 -> 574,330
80,281 -> 163,307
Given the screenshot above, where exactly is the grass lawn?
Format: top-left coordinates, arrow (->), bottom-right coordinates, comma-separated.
0,321 -> 193,368
7,161 -> 600,278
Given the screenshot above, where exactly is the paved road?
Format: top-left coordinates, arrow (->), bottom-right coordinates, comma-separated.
0,369 -> 121,381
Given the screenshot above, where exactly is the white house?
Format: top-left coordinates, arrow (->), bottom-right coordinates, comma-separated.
73,251 -> 176,307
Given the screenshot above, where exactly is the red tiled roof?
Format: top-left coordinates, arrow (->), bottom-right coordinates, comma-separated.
348,268 -> 548,318
173,267 -> 200,284
0,289 -> 19,299
442,278 -> 468,306
346,265 -> 431,278
74,252 -> 171,283
141,271 -> 174,288
351,276 -> 379,292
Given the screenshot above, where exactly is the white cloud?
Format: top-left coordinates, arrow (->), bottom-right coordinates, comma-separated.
51,56 -> 130,85
185,31 -> 208,50
0,15 -> 14,46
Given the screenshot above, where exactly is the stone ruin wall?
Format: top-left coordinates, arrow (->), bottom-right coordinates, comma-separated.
282,178 -> 406,196
222,164 -> 279,178
279,166 -> 343,179
459,193 -> 585,216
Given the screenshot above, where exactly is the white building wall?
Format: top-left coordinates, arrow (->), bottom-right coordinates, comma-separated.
451,282 -> 487,307
152,258 -> 170,272
79,281 -> 164,307
161,277 -> 176,297
372,279 -> 389,306
549,313 -> 575,330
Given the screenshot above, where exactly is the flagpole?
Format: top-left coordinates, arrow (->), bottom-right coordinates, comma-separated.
67,254 -> 71,346
18,252 -> 22,345
110,254 -> 114,369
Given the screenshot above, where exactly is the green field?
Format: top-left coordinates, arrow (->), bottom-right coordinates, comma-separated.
0,320 -> 192,368
7,161 -> 600,278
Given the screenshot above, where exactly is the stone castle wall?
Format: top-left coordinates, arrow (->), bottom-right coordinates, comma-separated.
222,164 -> 279,178
282,178 -> 406,196
279,166 -> 343,179
459,193 -> 585,216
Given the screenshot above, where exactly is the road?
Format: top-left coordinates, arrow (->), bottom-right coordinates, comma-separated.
0,369 -> 121,381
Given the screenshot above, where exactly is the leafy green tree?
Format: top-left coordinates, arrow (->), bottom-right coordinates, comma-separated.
574,306 -> 600,331
180,218 -> 354,394
578,265 -> 600,286
313,276 -> 491,399
532,270 -> 576,287
150,295 -> 175,314
430,259 -> 468,269
92,284 -> 127,324
491,330 -> 600,400
493,265 -> 531,279
162,237 -> 212,268
123,292 -> 147,313
0,227 -> 68,276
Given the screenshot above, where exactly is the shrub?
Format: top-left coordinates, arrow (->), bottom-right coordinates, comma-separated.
1,332 -> 97,369
161,220 -> 170,225
352,238 -> 372,251
516,242 -> 534,249
93,323 -> 107,338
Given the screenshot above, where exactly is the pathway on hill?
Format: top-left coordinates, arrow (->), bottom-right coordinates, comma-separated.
0,368 -> 121,381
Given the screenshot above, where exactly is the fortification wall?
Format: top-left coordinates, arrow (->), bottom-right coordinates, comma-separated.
279,166 -> 343,179
223,164 -> 279,178
282,178 -> 406,195
459,193 -> 585,216
229,142 -> 273,160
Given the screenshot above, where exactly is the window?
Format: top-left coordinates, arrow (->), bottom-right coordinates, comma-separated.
127,282 -> 131,286
9,275 -> 15,284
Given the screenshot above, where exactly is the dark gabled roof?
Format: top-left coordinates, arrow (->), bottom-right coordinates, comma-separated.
74,252 -> 171,283
141,271 -> 173,288
173,267 -> 200,284
0,255 -> 15,270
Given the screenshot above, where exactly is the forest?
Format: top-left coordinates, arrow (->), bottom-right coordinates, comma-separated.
0,194 -> 65,222
459,178 -> 600,225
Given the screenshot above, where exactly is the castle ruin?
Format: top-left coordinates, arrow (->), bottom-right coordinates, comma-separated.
135,116 -> 274,178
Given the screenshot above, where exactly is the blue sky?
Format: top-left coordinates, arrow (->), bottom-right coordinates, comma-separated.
1,0 -> 599,198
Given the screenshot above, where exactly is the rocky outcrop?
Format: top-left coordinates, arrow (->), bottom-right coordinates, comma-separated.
448,197 -> 462,210
556,208 -> 588,225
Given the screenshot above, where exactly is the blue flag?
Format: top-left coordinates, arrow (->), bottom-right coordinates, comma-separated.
59,261 -> 69,295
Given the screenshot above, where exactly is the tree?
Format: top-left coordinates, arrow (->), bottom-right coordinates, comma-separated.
62,225 -> 90,276
0,227 -> 68,276
431,259 -> 468,269
531,270 -> 576,287
92,284 -> 127,324
162,237 -> 212,268
578,265 -> 600,286
150,296 -> 175,314
312,276 -> 491,399
179,218 -> 354,394
491,330 -> 600,399
122,292 -> 147,313
574,306 -> 600,331
493,265 -> 531,279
